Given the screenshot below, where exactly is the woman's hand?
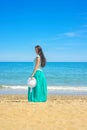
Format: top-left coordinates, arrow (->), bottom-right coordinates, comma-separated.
31,74 -> 34,78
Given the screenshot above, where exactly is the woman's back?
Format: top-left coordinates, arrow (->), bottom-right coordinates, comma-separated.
33,54 -> 42,71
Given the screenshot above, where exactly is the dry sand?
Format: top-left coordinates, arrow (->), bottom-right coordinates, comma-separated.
0,94 -> 87,130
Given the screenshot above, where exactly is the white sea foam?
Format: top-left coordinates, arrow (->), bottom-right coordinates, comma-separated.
48,86 -> 87,91
1,85 -> 87,91
1,85 -> 28,89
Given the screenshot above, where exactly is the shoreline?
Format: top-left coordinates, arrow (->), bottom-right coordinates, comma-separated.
1,94 -> 87,102
1,86 -> 87,95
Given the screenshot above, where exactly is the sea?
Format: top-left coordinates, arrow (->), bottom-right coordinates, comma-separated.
0,62 -> 87,95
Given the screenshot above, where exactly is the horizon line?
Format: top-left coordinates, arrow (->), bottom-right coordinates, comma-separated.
0,61 -> 87,62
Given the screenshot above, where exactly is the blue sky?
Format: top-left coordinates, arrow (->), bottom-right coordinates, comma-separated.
0,0 -> 87,62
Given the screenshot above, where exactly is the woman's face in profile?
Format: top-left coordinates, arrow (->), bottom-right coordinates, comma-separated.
35,48 -> 38,54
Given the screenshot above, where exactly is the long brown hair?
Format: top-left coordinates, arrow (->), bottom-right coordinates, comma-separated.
35,45 -> 46,67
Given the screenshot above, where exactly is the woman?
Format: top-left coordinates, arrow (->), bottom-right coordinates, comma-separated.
28,45 -> 47,102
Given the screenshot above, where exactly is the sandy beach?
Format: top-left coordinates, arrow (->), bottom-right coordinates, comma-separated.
0,95 -> 87,130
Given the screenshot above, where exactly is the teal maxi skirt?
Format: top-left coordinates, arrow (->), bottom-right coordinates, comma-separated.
28,70 -> 47,102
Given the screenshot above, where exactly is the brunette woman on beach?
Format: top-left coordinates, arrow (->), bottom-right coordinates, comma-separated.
28,45 -> 47,102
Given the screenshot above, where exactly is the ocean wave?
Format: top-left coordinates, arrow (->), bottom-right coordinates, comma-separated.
0,85 -> 87,91
48,86 -> 87,91
0,85 -> 28,89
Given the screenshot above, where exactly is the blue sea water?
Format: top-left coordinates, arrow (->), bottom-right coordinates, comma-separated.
0,62 -> 87,95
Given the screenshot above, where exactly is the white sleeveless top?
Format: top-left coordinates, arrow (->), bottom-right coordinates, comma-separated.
33,54 -> 42,71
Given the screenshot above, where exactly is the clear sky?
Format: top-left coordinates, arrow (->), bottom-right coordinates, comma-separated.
0,0 -> 87,62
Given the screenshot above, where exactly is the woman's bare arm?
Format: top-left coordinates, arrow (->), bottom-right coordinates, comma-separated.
31,57 -> 40,77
